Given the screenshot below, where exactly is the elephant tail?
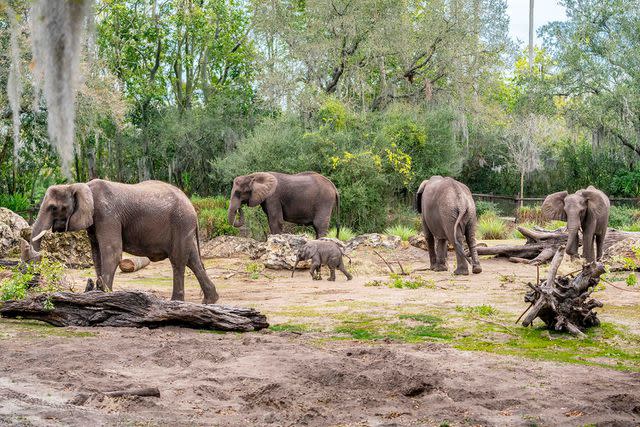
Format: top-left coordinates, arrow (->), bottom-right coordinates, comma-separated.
334,191 -> 341,240
453,207 -> 472,264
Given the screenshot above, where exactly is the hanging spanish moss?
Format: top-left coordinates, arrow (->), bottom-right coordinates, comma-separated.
6,5 -> 22,160
31,0 -> 92,178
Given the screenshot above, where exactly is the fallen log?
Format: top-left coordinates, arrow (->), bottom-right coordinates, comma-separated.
69,387 -> 160,405
0,290 -> 269,331
119,256 -> 151,273
520,246 -> 604,337
477,226 -> 640,265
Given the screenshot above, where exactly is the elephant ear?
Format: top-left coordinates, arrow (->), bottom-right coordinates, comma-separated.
414,180 -> 429,213
582,187 -> 610,220
67,183 -> 94,231
541,190 -> 568,221
248,173 -> 277,207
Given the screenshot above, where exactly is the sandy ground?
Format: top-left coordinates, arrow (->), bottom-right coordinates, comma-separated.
1,241 -> 640,426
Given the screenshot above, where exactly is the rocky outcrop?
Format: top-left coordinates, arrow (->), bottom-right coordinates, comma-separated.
20,228 -> 93,268
345,233 -> 401,252
602,237 -> 640,271
0,208 -> 29,257
262,234 -> 309,270
200,235 -> 266,260
408,233 -> 427,251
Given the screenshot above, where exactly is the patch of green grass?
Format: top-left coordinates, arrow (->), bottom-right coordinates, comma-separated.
365,273 -> 435,289
245,262 -> 263,280
454,322 -> 640,372
455,304 -> 498,317
0,319 -> 96,338
327,226 -> 356,242
332,313 -> 451,342
383,224 -> 416,241
477,213 -> 510,240
269,323 -> 312,333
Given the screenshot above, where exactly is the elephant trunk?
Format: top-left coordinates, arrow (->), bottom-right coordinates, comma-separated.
30,214 -> 52,252
566,222 -> 580,256
227,199 -> 245,228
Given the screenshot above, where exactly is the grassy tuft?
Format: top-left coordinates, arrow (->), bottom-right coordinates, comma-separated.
477,213 -> 510,240
384,224 -> 417,241
327,226 -> 356,241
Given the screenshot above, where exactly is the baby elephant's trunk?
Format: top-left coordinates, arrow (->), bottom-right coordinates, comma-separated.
291,259 -> 300,277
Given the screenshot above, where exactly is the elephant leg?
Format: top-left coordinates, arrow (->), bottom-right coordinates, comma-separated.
595,233 -> 604,261
423,225 -> 437,268
328,266 -> 336,281
313,206 -> 333,238
187,250 -> 219,304
582,222 -> 596,263
170,261 -> 186,301
311,262 -> 321,280
465,223 -> 482,274
433,239 -> 448,271
338,260 -> 352,280
265,205 -> 284,235
98,239 -> 122,292
87,228 -> 102,279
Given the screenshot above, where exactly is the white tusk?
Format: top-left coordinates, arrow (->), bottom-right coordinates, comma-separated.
32,228 -> 50,242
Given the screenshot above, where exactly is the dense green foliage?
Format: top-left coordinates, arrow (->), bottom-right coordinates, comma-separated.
0,0 -> 639,233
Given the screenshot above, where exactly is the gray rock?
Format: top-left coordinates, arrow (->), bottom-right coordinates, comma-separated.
200,235 -> 266,259
0,208 -> 29,257
345,233 -> 401,252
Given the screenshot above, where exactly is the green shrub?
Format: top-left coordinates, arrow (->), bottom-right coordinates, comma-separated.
475,200 -> 501,217
242,207 -> 270,241
609,205 -> 640,229
477,213 -> 510,240
191,196 -> 228,213
328,226 -> 356,241
0,258 -> 65,303
384,224 -> 416,241
198,207 -> 239,239
0,193 -> 31,213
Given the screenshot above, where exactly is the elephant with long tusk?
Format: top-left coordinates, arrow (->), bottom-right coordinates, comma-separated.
28,179 -> 219,304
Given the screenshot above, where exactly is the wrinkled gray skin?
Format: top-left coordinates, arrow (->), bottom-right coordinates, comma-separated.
29,179 -> 218,304
415,176 -> 482,275
291,240 -> 352,281
228,172 -> 340,238
542,186 -> 610,262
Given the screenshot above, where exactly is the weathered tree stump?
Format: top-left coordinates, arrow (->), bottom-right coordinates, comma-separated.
0,290 -> 269,331
477,226 -> 640,265
520,246 -> 604,338
119,256 -> 151,273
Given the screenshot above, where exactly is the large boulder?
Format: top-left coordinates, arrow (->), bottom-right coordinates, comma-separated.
0,208 -> 29,257
262,234 -> 309,270
200,235 -> 266,259
345,233 -> 401,252
20,228 -> 93,269
408,233 -> 427,251
602,237 -> 640,271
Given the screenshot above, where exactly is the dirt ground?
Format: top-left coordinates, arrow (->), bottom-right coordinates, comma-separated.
1,240 -> 640,426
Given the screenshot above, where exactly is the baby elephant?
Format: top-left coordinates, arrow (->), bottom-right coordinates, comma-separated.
291,240 -> 353,281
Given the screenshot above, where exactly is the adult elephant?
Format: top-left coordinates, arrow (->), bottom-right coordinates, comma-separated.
542,186 -> 610,262
29,179 -> 219,304
415,176 -> 482,275
228,172 -> 340,238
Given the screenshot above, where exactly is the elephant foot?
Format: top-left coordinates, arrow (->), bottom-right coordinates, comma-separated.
345,275 -> 353,281
472,265 -> 482,274
202,294 -> 219,305
328,277 -> 336,282
453,267 -> 469,276
431,264 -> 447,272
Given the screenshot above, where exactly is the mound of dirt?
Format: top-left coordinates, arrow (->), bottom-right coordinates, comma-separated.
0,208 -> 29,257
602,237 -> 640,271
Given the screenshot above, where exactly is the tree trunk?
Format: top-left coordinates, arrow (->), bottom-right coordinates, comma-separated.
118,256 -> 151,273
0,290 -> 269,332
